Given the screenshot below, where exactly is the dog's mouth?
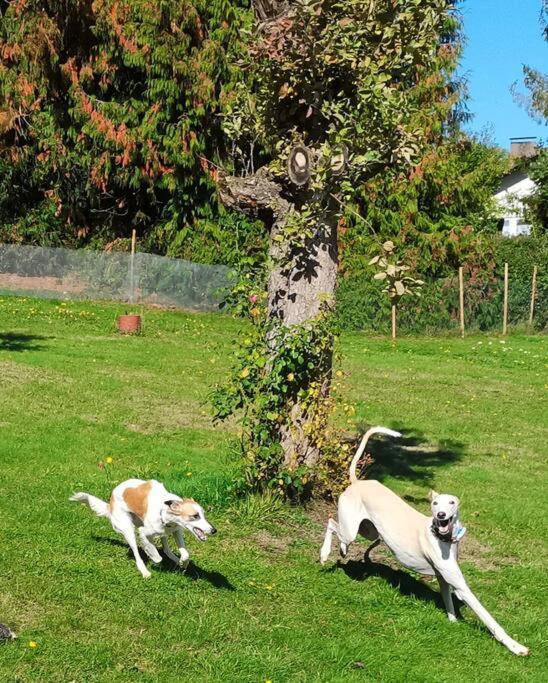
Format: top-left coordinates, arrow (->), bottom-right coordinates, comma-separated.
435,515 -> 453,534
190,527 -> 207,542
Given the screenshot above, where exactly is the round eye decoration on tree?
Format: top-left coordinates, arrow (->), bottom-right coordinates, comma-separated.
288,145 -> 313,186
329,145 -> 348,176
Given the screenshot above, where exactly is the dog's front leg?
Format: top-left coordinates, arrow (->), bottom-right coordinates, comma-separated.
435,571 -> 457,623
437,565 -> 529,655
161,535 -> 180,564
173,529 -> 190,569
455,583 -> 529,655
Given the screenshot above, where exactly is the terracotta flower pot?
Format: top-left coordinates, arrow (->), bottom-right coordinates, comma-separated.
117,314 -> 141,334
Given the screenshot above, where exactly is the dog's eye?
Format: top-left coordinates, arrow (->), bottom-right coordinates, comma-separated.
433,501 -> 438,505
449,500 -> 455,505
192,513 -> 200,520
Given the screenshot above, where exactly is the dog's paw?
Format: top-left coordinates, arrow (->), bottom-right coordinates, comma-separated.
179,550 -> 190,570
506,640 -> 529,656
140,569 -> 152,579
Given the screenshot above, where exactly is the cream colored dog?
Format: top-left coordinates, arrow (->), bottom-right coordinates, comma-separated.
320,427 -> 529,656
71,479 -> 216,578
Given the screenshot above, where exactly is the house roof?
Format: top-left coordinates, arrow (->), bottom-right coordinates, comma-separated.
497,168 -> 530,193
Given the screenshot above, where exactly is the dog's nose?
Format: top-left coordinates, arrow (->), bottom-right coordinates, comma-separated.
437,511 -> 446,519
210,526 -> 217,535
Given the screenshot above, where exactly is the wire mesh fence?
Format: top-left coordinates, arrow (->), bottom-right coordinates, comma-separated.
0,243 -> 544,333
0,244 -> 230,311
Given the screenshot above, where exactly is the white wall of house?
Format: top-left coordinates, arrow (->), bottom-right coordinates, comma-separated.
493,176 -> 536,237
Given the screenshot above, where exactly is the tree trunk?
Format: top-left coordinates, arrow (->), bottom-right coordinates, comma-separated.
268,209 -> 338,468
218,170 -> 338,469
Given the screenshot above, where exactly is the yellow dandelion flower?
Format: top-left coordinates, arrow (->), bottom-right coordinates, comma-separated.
186,472 -> 192,477
105,457 -> 113,465
28,641 -> 37,649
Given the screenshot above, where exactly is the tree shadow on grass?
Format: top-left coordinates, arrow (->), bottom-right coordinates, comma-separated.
0,332 -> 47,352
332,556 -> 463,619
359,423 -> 466,491
91,534 -> 235,590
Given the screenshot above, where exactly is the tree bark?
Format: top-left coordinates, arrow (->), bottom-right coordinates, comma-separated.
218,170 -> 338,469
269,210 -> 338,468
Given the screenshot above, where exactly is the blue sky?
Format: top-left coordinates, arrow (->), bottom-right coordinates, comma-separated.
460,0 -> 547,149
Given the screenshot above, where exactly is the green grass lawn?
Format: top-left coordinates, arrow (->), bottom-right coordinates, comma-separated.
0,296 -> 546,682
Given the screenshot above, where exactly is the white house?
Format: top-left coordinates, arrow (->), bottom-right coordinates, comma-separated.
493,168 -> 536,237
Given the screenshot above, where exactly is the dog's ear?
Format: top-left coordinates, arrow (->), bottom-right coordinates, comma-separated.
164,500 -> 178,508
428,489 -> 439,502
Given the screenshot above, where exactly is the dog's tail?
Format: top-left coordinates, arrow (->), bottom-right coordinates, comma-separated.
349,427 -> 402,484
69,491 -> 110,518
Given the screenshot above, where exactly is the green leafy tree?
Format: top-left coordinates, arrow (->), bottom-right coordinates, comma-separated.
213,0 -> 462,493
526,149 -> 548,233
511,1 -> 548,124
341,134 -> 508,282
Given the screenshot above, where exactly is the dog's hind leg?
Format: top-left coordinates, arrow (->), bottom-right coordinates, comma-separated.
111,513 -> 151,579
363,538 -> 381,562
320,518 -> 339,564
320,504 -> 362,564
336,500 -> 364,558
138,528 -> 162,564
435,570 -> 457,622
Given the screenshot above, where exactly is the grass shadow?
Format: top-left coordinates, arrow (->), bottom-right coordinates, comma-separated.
0,332 -> 47,352
91,534 -> 127,549
91,535 -> 235,590
361,424 -> 466,488
335,557 -> 463,618
156,558 -> 236,591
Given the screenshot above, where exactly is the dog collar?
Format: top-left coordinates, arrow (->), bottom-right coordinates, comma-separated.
160,505 -> 169,526
430,521 -> 467,544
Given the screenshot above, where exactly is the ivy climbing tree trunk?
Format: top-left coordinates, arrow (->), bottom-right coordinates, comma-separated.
215,0 -> 459,496
267,207 -> 338,467
219,170 -> 338,467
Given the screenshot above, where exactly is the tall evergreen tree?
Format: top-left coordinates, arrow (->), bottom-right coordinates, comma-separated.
0,0 -> 247,248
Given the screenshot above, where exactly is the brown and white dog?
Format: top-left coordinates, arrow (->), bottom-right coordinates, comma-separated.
70,479 -> 216,578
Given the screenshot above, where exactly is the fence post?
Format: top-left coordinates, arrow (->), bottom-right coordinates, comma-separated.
391,303 -> 396,340
529,264 -> 538,328
458,266 -> 465,338
502,262 -> 509,336
129,229 -> 137,304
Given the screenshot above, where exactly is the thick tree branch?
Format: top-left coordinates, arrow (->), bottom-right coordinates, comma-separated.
217,167 -> 290,219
